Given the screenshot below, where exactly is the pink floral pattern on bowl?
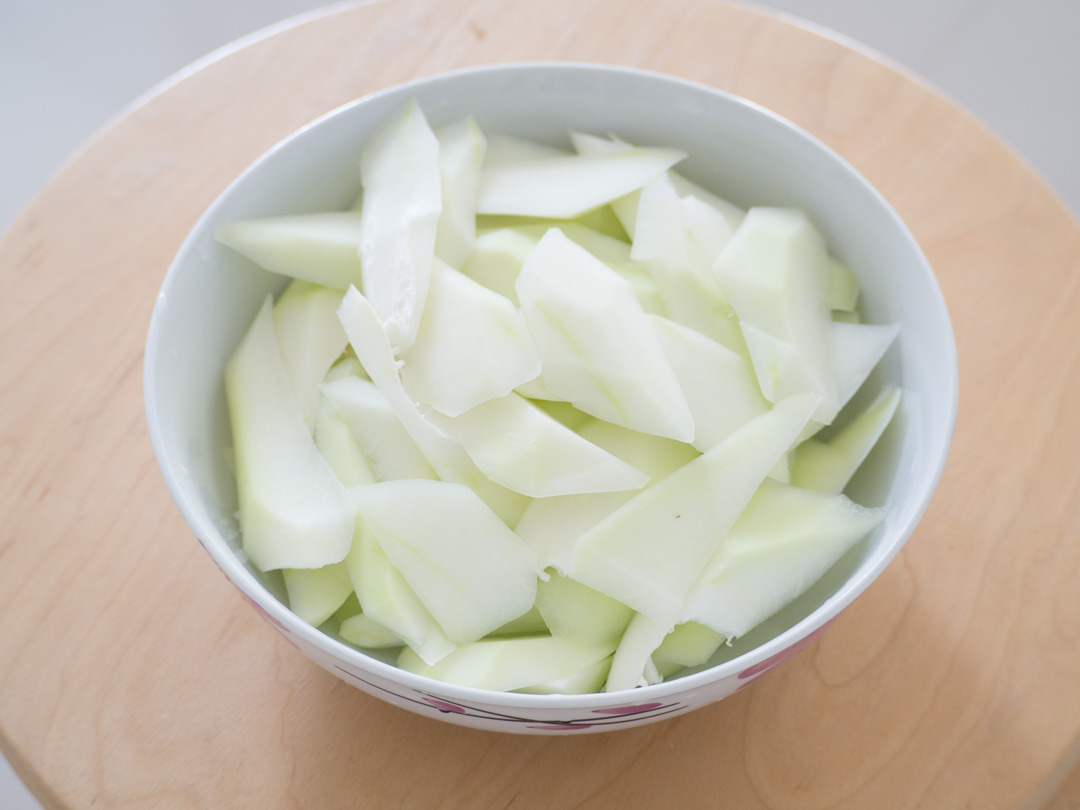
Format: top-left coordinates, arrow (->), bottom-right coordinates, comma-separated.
334,666 -> 689,731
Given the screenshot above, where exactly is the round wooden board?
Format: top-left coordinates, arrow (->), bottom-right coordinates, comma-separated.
2,1 -> 1079,807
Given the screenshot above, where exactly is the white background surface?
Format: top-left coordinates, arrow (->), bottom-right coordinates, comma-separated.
1,1 -> 1077,806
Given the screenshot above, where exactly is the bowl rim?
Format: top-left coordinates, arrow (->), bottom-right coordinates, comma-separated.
144,60 -> 958,709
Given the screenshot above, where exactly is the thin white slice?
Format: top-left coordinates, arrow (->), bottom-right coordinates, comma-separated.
282,562 -> 353,626
679,478 -> 885,639
336,287 -> 529,525
791,386 -> 901,494
272,280 -> 347,428
477,148 -> 685,219
358,99 -> 441,353
351,480 -> 539,644
224,296 -> 355,571
434,117 -> 487,268
649,315 -> 770,451
534,570 -> 634,643
400,259 -> 541,417
570,393 -> 818,621
439,393 -> 649,498
345,514 -> 455,665
515,420 -> 698,572
339,613 -> 404,649
603,612 -> 670,692
713,207 -> 839,421
215,212 -> 364,290
831,321 -> 901,410
398,634 -> 618,692
319,376 -> 437,481
515,229 -> 694,441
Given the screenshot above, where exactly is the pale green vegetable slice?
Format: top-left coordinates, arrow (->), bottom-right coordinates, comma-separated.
528,399 -> 592,430
767,451 -> 792,484
514,656 -> 613,694
224,296 -> 355,571
649,315 -> 770,451
680,194 -> 736,266
463,223 -> 661,312
631,173 -> 694,268
669,174 -> 745,232
487,605 -> 548,638
319,376 -> 437,481
713,207 -> 839,422
514,374 -> 563,401
336,287 -> 529,525
351,480 -> 539,644
791,386 -> 902,494
484,134 -> 569,165
827,257 -> 860,312
632,175 -> 744,351
514,419 -> 698,572
569,131 -> 641,237
679,478 -> 885,639
570,131 -> 745,237
398,634 -> 618,692
651,622 -> 726,678
460,227 -> 535,303
339,612 -> 404,649
477,148 -> 685,219
216,212 -> 364,290
345,515 -> 455,665
358,99 -> 441,353
324,354 -> 367,382
434,117 -> 487,268
515,229 -> 694,442
312,394 -> 376,487
570,393 -> 818,621
272,280 -> 347,428
832,309 -> 861,324
437,393 -> 649,498
282,562 -> 353,626
399,259 -> 541,417
534,570 -> 634,643
830,321 -> 901,410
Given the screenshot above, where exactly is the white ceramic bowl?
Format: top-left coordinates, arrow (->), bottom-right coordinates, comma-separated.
144,63 -> 957,734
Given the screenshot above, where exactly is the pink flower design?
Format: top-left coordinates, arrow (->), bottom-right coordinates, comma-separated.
423,697 -> 467,714
592,702 -> 664,715
736,619 -> 838,683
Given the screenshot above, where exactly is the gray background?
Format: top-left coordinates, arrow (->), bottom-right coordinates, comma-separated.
2,0 -> 1077,806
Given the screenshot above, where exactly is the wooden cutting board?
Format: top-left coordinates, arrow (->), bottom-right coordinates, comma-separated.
2,0 -> 1079,807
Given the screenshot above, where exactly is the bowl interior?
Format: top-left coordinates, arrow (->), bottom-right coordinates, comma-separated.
145,63 -> 956,697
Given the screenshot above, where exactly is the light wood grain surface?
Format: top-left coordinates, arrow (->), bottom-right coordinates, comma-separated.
2,0 -> 1079,807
